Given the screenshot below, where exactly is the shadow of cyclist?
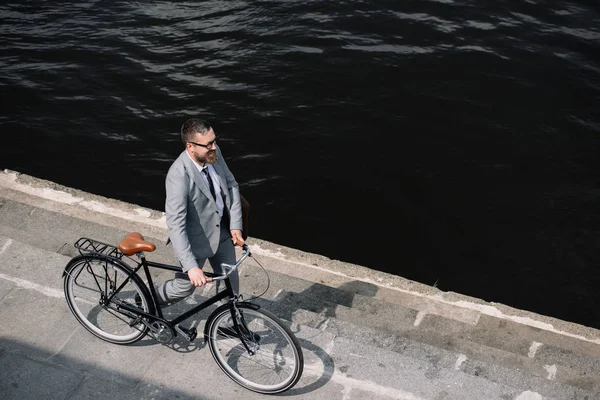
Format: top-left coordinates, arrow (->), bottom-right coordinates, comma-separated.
244,279 -> 379,394
267,279 -> 378,323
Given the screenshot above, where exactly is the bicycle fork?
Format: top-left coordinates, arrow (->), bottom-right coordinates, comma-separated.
230,304 -> 261,355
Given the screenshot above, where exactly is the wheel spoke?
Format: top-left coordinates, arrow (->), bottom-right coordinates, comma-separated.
64,257 -> 150,344
207,305 -> 303,393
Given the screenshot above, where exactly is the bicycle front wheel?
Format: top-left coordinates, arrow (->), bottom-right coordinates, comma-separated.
63,256 -> 151,344
206,303 -> 304,394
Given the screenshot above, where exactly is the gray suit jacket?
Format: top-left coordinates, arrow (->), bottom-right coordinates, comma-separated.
165,146 -> 243,272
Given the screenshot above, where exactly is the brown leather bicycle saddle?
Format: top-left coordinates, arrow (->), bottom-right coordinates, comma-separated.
119,232 -> 156,255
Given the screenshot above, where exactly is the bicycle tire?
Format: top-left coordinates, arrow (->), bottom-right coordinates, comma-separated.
206,303 -> 304,394
63,255 -> 152,344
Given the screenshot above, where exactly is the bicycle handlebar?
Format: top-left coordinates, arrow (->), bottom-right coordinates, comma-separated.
207,244 -> 251,282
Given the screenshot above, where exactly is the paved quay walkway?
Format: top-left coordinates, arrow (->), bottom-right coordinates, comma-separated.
0,168 -> 599,400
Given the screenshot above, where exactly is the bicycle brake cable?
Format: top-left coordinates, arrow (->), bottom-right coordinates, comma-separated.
242,252 -> 270,302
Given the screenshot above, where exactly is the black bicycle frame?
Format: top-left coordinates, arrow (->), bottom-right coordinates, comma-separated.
109,254 -> 234,327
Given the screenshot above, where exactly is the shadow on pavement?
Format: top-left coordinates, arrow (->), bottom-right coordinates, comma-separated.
0,337 -> 210,400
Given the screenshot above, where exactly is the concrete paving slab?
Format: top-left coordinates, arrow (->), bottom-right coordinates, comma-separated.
0,288 -> 79,358
0,235 -> 70,291
467,312 -> 600,381
403,327 -> 600,394
522,322 -> 600,359
264,303 -> 600,397
347,387 -> 403,400
275,379 -> 348,400
0,190 -> 176,266
534,344 -> 600,392
0,276 -> 13,301
0,197 -> 96,256
292,327 -> 337,378
258,311 -> 527,399
329,336 -> 572,400
0,348 -> 84,400
456,351 -> 592,399
0,179 -> 167,244
52,329 -> 161,388
68,376 -> 155,400
139,337 -> 235,396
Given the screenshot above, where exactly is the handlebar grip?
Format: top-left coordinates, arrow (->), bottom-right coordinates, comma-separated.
203,245 -> 250,283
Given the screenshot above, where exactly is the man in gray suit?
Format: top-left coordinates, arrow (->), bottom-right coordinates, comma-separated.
157,118 -> 245,305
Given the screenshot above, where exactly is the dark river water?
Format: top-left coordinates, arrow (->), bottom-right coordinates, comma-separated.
1,1 -> 599,329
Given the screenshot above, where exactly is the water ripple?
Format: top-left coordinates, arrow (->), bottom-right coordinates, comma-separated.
1,3 -> 599,326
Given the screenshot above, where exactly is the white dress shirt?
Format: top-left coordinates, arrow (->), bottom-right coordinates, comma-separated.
186,151 -> 225,217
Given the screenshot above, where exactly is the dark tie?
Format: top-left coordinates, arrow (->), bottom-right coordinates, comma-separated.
203,168 -> 217,201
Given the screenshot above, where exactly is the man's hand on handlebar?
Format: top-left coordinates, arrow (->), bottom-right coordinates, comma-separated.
231,229 -> 245,247
188,266 -> 208,287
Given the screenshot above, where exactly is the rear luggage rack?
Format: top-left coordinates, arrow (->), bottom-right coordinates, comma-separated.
74,237 -> 124,260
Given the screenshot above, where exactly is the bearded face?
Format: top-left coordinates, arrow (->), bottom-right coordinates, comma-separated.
186,129 -> 219,164
191,148 -> 218,164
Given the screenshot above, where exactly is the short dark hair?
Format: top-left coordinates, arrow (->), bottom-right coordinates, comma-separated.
181,118 -> 212,143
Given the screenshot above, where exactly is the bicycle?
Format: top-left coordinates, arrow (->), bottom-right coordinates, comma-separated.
62,232 -> 304,394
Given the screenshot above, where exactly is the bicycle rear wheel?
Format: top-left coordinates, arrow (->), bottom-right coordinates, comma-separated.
63,256 -> 151,344
206,303 -> 303,394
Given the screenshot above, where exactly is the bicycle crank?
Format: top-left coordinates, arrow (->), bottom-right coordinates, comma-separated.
147,321 -> 175,344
